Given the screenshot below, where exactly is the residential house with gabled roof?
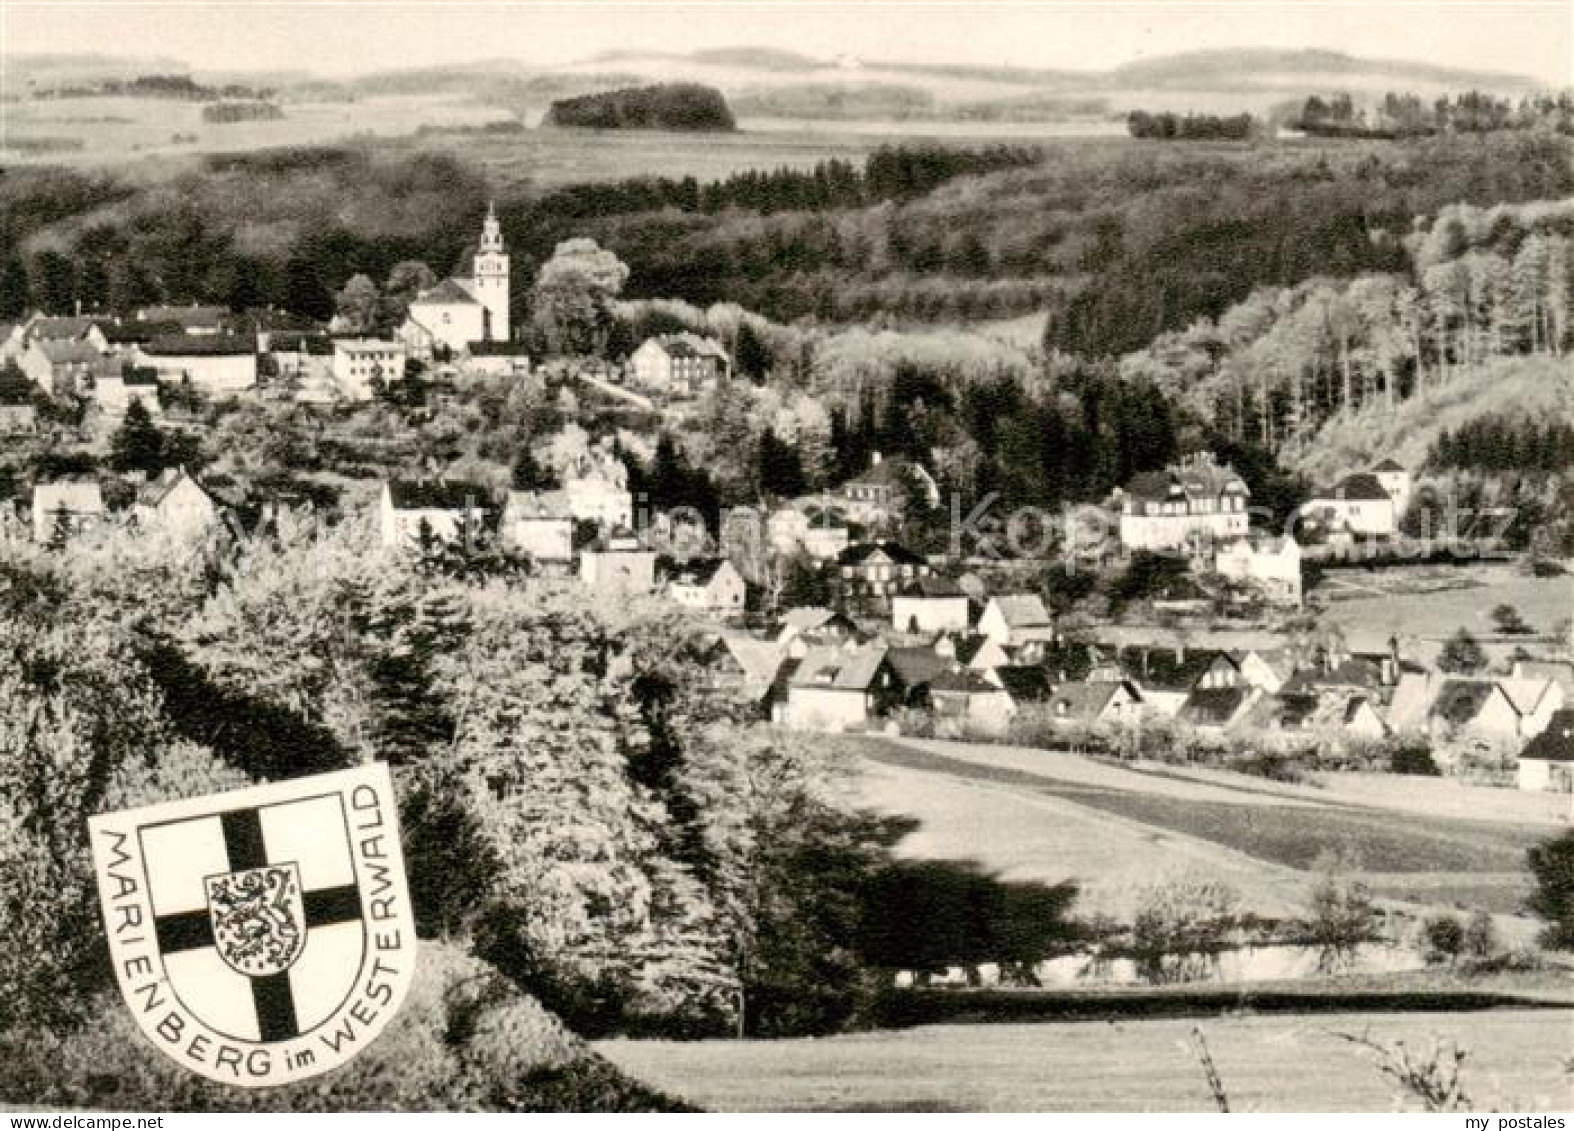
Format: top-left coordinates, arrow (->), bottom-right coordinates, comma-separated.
1180,685 -> 1261,733
32,480 -> 105,543
1117,451 -> 1250,552
716,633 -> 790,711
977,594 -> 1055,647
783,643 -> 898,732
776,607 -> 859,655
379,479 -> 490,548
1518,708 -> 1574,792
130,468 -> 219,541
1232,647 -> 1297,694
498,490 -> 574,567
1214,534 -> 1303,607
992,665 -> 1053,710
840,452 -> 940,525
629,333 -> 730,396
1300,472 -> 1398,539
667,558 -> 747,617
91,364 -> 162,418
1497,677 -> 1566,738
1044,680 -> 1144,727
885,645 -> 955,706
20,338 -> 106,396
1371,459 -> 1413,516
928,667 -> 1014,735
1429,678 -> 1522,740
836,539 -> 931,610
891,575 -> 969,634
1105,646 -> 1241,716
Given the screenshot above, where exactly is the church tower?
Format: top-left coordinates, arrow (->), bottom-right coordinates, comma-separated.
471,202 -> 510,341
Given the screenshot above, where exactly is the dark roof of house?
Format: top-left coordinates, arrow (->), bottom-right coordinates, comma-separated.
1180,685 -> 1252,726
846,456 -> 924,490
413,279 -> 480,306
386,479 -> 490,511
838,540 -> 926,568
1371,458 -> 1406,472
123,367 -> 160,387
995,665 -> 1052,703
36,339 -> 101,364
642,333 -> 728,361
95,320 -> 163,344
1124,456 -> 1248,503
790,644 -> 889,691
930,668 -> 1001,695
898,575 -> 965,599
270,332 -> 334,355
1046,681 -> 1125,723
1321,472 -> 1393,502
1282,656 -> 1384,693
1522,709 -> 1574,763
886,646 -> 953,690
468,340 -> 531,357
136,468 -> 208,509
28,315 -> 95,341
1118,647 -> 1234,693
1431,679 -> 1500,726
144,333 -> 256,357
671,558 -> 731,587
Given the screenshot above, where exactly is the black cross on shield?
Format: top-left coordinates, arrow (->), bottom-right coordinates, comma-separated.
141,796 -> 365,1044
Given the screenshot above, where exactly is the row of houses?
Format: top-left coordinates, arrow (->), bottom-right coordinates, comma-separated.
20,468 -> 219,543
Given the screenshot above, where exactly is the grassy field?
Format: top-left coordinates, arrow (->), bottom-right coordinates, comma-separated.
599,1008 -> 1574,1111
853,738 -> 1551,920
1310,561 -> 1571,656
1,91 -> 1123,187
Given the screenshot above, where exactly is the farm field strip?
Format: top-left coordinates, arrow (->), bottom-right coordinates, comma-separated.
598,1010 -> 1574,1112
863,738 -> 1544,876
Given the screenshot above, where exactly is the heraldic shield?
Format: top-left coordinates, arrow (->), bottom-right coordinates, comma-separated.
89,764 -> 416,1088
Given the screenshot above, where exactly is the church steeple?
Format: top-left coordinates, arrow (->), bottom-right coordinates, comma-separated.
479,201 -> 504,254
471,202 -> 510,341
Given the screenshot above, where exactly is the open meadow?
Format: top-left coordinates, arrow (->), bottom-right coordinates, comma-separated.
598,1008 -> 1574,1111
850,738 -> 1557,921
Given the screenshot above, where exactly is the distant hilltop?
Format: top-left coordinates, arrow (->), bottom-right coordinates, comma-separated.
541,82 -> 737,132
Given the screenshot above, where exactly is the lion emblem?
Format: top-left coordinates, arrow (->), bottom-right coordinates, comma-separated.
206,864 -> 306,977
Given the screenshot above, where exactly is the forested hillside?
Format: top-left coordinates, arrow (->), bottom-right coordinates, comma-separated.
1121,199 -> 1574,461
3,133 -> 1568,338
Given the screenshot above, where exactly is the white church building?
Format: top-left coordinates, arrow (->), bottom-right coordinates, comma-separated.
400,205 -> 511,358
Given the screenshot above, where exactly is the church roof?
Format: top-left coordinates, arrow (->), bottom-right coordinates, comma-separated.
413,278 -> 480,306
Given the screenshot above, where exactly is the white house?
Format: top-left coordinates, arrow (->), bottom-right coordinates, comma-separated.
1301,472 -> 1398,539
499,491 -> 575,565
20,338 -> 104,396
33,480 -> 105,543
1371,458 -> 1413,517
91,366 -> 162,418
1214,534 -> 1303,606
130,468 -> 219,541
1118,452 -> 1250,552
978,594 -> 1055,647
1518,708 -> 1574,792
580,533 -> 657,596
401,205 -> 510,356
331,338 -> 406,401
138,334 -> 257,395
629,334 -> 729,396
783,644 -> 897,732
891,576 -> 970,634
667,558 -> 747,616
379,480 -> 489,548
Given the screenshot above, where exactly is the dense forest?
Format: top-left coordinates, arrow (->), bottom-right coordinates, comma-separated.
542,83 -> 737,131
1292,90 -> 1574,138
1122,199 -> 1574,452
1126,111 -> 1256,140
4,132 -> 1569,343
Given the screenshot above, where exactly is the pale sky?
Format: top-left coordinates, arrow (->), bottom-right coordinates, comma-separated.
3,1 -> 1571,85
